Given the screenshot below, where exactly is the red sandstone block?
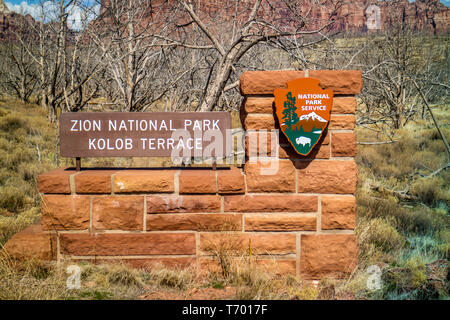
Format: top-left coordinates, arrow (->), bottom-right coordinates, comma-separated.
3,223 -> 56,260
147,195 -> 221,213
224,195 -> 318,213
278,131 -> 291,144
331,132 -> 357,157
245,213 -> 316,231
332,97 -> 357,114
240,70 -> 305,95
179,170 -> 217,194
245,131 -> 278,158
240,70 -> 362,95
309,70 -> 363,95
329,115 -> 356,130
59,233 -> 196,256
244,97 -> 274,113
300,234 -> 358,279
147,213 -> 242,231
256,259 -> 297,275
217,167 -> 245,194
92,196 -> 144,231
75,170 -> 117,194
200,258 -> 296,275
38,168 -> 73,194
296,160 -> 358,194
41,195 -> 90,230
244,114 -> 276,130
199,258 -> 228,274
244,160 -> 296,192
200,233 -> 296,255
114,170 -> 174,193
321,195 -> 356,230
322,131 -> 330,145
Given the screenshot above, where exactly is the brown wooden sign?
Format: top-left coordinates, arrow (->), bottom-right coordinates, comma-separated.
274,78 -> 333,156
60,112 -> 232,158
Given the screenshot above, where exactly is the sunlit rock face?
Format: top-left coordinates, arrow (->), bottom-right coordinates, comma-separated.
0,0 -> 11,15
0,0 -> 39,42
97,0 -> 449,35
1,0 -> 448,42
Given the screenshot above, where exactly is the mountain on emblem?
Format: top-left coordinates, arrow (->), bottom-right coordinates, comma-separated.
274,78 -> 333,156
299,112 -> 327,122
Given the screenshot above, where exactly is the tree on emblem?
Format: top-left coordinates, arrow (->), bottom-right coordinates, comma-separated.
282,92 -> 298,130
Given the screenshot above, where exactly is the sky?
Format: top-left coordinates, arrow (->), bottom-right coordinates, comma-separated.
4,0 -> 450,29
4,1 -> 101,30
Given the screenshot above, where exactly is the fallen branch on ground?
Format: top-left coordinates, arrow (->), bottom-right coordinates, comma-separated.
419,163 -> 450,179
357,140 -> 397,145
370,184 -> 418,201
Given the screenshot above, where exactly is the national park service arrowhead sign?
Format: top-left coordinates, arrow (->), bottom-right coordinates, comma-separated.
274,78 -> 333,156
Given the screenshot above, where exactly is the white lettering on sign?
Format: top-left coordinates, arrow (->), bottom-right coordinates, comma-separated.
301,105 -> 326,111
184,119 -> 220,130
71,120 -> 101,131
139,137 -> 199,150
89,138 -> 133,150
300,95 -> 330,111
297,94 -> 329,99
108,119 -> 176,132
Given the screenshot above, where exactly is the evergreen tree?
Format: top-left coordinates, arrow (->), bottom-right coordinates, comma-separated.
282,92 -> 299,130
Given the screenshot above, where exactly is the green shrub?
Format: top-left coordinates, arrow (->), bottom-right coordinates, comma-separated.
357,217 -> 406,260
0,186 -> 26,213
410,177 -> 449,206
0,113 -> 27,132
0,207 -> 40,245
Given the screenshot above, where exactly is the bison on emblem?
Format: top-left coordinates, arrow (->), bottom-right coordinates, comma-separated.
296,136 -> 311,147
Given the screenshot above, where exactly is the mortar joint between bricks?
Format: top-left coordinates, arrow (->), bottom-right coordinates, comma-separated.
69,171 -> 82,194
56,231 -> 61,267
174,170 -> 180,195
215,170 -> 219,195
296,233 -> 301,278
243,166 -> 248,194
89,196 -> 93,234
317,195 -> 322,234
195,232 -> 200,261
143,196 -> 147,232
110,172 -> 116,195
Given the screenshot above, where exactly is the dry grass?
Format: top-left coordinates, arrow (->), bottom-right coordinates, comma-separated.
0,252 -> 322,300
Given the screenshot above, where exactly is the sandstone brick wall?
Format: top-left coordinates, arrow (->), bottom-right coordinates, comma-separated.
5,70 -> 361,279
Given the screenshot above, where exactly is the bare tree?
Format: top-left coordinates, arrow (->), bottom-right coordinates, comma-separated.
0,14 -> 38,102
358,14 -> 447,129
13,0 -> 106,121
93,0 -> 199,112
161,0 -> 343,112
